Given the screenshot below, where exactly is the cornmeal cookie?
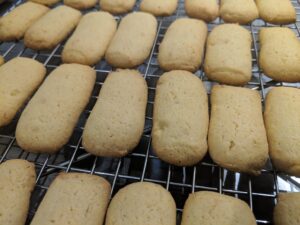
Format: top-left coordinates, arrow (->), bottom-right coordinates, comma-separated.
100,0 -> 136,14
140,0 -> 178,16
0,57 -> 46,127
264,87 -> 300,177
31,173 -> 111,225
181,191 -> 257,225
208,85 -> 269,175
0,159 -> 36,225
220,0 -> 259,24
256,0 -> 296,25
0,2 -> 49,41
16,64 -> 95,154
274,193 -> 300,225
62,12 -> 117,66
105,12 -> 157,68
152,70 -> 209,166
105,182 -> 176,225
259,27 -> 300,82
158,18 -> 207,72
204,24 -> 252,85
82,69 -> 147,157
185,0 -> 219,22
24,6 -> 81,50
64,0 -> 97,9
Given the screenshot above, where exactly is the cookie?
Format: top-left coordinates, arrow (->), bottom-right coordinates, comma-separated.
259,27 -> 300,82
24,5 -> 81,50
158,18 -> 207,72
29,0 -> 60,6
185,0 -> 219,22
152,70 -> 209,166
0,57 -> 46,127
62,12 -> 117,66
204,24 -> 252,85
264,87 -> 300,176
181,191 -> 257,225
105,182 -> 176,225
208,85 -> 269,175
0,159 -> 36,225
16,64 -> 95,154
105,12 -> 157,68
64,0 -> 97,9
100,0 -> 136,14
140,0 -> 178,16
256,0 -> 296,25
220,0 -> 259,24
0,2 -> 49,41
31,173 -> 111,225
82,69 -> 147,157
274,192 -> 300,225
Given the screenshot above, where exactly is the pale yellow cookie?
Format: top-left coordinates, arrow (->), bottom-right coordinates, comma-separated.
31,173 -> 111,225
185,0 -> 219,22
24,6 -> 81,50
208,85 -> 269,175
0,159 -> 36,225
152,70 -> 209,166
105,12 -> 157,68
100,0 -> 136,14
62,12 -> 117,66
140,0 -> 178,16
158,18 -> 207,72
82,69 -> 147,157
0,57 -> 46,127
264,87 -> 300,177
0,2 -> 49,41
16,64 -> 95,154
257,0 -> 296,25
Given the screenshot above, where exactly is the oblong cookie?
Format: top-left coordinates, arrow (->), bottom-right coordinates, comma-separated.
62,12 -> 117,66
0,57 -> 46,127
140,0 -> 178,16
274,193 -> 300,225
31,173 -> 111,225
208,85 -> 269,175
105,182 -> 176,225
16,64 -> 96,154
29,0 -> 60,6
82,69 -> 147,157
256,0 -> 296,25
185,0 -> 219,22
64,0 -> 97,9
181,191 -> 257,225
264,87 -> 300,176
204,24 -> 252,85
105,12 -> 157,68
24,6 -> 81,50
99,0 -> 136,14
220,0 -> 259,24
259,27 -> 300,82
152,70 -> 209,166
158,18 -> 207,72
0,2 -> 49,41
0,159 -> 36,225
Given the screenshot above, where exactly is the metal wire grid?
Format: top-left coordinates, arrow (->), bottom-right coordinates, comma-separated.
0,0 -> 300,224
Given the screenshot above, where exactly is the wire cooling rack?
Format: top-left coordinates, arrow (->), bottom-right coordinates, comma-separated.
0,0 -> 300,224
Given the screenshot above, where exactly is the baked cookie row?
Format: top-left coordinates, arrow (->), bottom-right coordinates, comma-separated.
0,59 -> 299,177
1,4 -> 299,83
27,0 -> 297,25
1,159 -> 299,225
